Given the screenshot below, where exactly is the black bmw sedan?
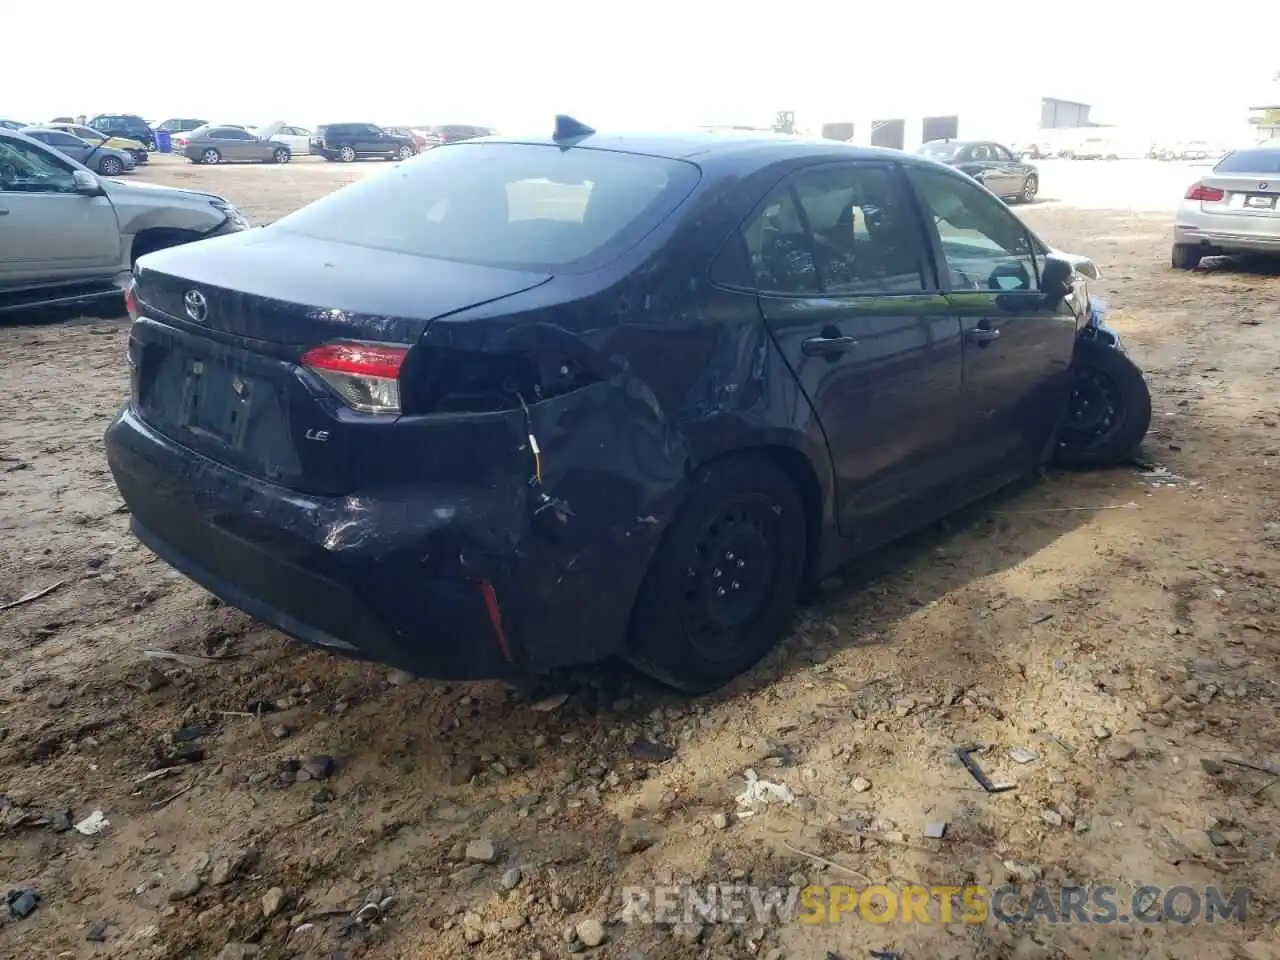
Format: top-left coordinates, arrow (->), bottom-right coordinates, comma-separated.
106,117 -> 1149,693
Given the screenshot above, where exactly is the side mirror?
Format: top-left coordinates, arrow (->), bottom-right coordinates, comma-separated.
72,169 -> 102,194
1040,255 -> 1074,300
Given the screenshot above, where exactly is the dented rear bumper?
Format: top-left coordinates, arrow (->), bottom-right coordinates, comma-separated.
104,379 -> 687,679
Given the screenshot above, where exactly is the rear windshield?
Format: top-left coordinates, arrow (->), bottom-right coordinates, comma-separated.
273,142 -> 701,272
917,141 -> 962,159
1214,148 -> 1280,174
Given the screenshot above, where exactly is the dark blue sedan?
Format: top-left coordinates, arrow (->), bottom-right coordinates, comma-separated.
105,117 -> 1150,693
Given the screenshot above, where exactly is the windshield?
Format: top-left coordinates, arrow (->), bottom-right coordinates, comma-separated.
917,142 -> 962,159
274,142 -> 702,272
1214,149 -> 1280,174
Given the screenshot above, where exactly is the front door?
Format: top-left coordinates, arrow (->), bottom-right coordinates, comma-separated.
0,136 -> 121,284
904,164 -> 1078,479
742,162 -> 965,543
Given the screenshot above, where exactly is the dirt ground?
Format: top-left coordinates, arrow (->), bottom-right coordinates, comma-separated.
1,156 -> 1277,960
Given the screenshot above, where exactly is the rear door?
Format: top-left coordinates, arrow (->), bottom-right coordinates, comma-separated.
988,143 -> 1027,196
45,130 -> 92,164
0,135 -> 121,284
904,164 -> 1077,480
734,161 -> 965,542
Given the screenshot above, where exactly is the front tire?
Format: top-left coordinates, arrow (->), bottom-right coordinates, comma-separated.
98,156 -> 123,176
1018,174 -> 1039,204
201,148 -> 221,165
338,145 -> 357,163
396,145 -> 414,160
1171,243 -> 1204,270
1052,339 -> 1152,470
626,456 -> 806,694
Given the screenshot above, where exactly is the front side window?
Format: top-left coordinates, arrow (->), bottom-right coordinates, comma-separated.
274,142 -> 701,273
991,144 -> 1015,162
0,136 -> 76,193
907,166 -> 1038,292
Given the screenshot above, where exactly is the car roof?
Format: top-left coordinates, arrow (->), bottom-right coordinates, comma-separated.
479,130 -> 915,167
19,127 -> 68,135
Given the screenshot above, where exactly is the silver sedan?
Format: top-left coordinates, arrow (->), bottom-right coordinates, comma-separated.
1173,145 -> 1280,268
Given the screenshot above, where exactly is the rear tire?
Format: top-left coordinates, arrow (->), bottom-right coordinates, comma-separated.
1052,339 -> 1151,470
338,145 -> 357,163
626,455 -> 806,694
98,156 -> 123,176
273,147 -> 291,164
201,148 -> 221,165
1018,174 -> 1038,204
1171,243 -> 1204,270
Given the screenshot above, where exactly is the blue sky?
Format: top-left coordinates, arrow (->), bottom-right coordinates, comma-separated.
7,0 -> 1276,136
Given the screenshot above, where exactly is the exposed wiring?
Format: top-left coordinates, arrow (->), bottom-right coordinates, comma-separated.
516,393 -> 543,485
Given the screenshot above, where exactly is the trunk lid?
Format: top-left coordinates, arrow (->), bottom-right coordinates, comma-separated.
130,231 -> 551,496
1198,173 -> 1280,219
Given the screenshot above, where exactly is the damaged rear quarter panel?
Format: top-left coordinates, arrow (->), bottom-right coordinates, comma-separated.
415,167 -> 838,668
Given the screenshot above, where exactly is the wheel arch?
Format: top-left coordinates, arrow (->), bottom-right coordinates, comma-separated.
130,227 -> 206,267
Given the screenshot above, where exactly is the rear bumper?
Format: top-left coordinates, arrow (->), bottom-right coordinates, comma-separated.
105,395 -> 675,679
1175,221 -> 1280,254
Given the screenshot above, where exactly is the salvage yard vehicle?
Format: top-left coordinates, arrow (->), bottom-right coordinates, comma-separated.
46,122 -> 149,164
19,126 -> 135,176
179,125 -> 292,165
310,123 -> 417,162
87,114 -> 156,151
914,139 -> 1039,203
0,128 -> 251,314
105,117 -> 1151,694
1173,146 -> 1280,269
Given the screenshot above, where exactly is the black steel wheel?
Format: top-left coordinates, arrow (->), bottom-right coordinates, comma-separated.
1053,339 -> 1152,470
627,455 -> 806,693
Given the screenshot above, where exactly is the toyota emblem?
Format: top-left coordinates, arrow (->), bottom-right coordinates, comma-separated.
183,289 -> 208,324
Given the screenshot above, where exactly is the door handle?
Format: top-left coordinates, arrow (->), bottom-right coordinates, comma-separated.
802,335 -> 858,357
0,207 -> 8,215
967,327 -> 1001,343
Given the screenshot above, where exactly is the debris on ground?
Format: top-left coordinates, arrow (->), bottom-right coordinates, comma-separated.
73,810 -> 109,836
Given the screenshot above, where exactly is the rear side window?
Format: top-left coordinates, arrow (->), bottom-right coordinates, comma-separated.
1214,149 -> 1280,174
273,143 -> 701,273
716,163 -> 928,295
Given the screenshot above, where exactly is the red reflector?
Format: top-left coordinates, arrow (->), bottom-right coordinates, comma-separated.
299,342 -> 408,378
124,282 -> 139,321
1185,183 -> 1224,202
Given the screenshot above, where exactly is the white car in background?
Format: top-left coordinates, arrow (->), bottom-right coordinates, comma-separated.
1173,145 -> 1280,269
252,122 -> 311,156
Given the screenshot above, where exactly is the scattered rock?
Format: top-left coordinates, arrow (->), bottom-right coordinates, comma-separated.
262,886 -> 286,918
618,820 -> 657,854
301,755 -> 335,781
270,724 -> 290,740
671,920 -> 704,944
576,918 -> 606,947
500,867 -> 522,891
924,822 -> 947,839
6,888 -> 40,919
530,693 -> 569,712
1200,758 -> 1225,777
1207,829 -> 1229,847
1091,724 -> 1111,740
629,738 -> 676,763
1108,741 -> 1137,762
851,776 -> 872,793
386,668 -> 415,686
50,809 -> 73,833
169,873 -> 203,901
216,944 -> 261,960
86,920 -> 108,942
465,839 -> 500,864
711,813 -> 730,830
1009,747 -> 1038,764
500,914 -> 527,932
1041,809 -> 1064,827
1003,860 -> 1043,883
210,849 -> 249,886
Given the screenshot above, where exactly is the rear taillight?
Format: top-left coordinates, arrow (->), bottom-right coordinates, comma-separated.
300,341 -> 408,414
124,281 -> 139,321
1185,183 -> 1224,202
